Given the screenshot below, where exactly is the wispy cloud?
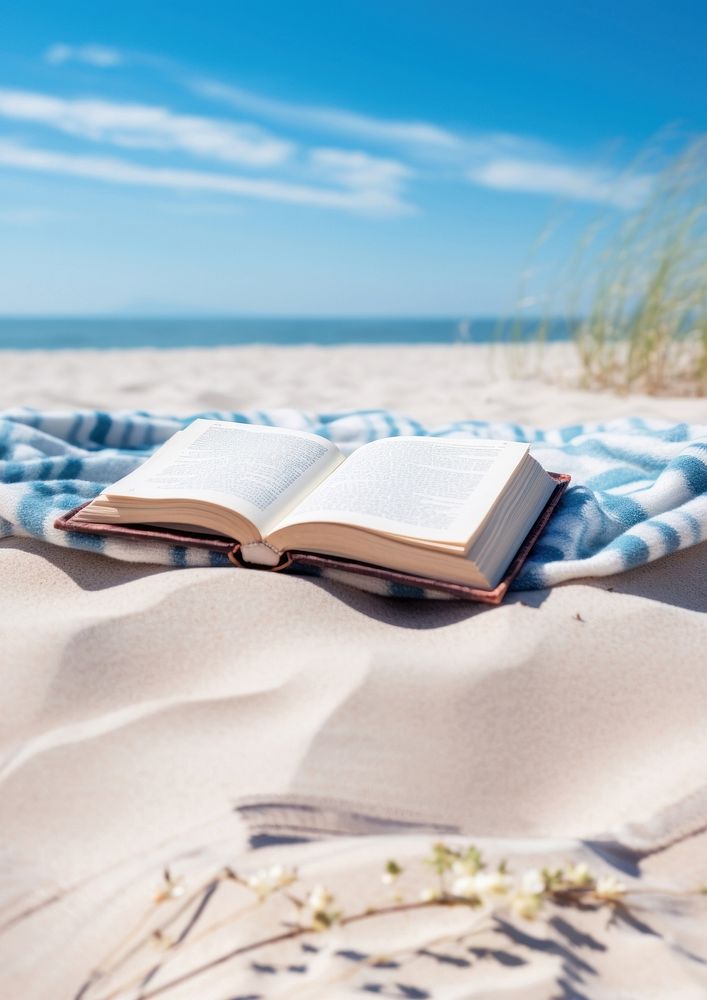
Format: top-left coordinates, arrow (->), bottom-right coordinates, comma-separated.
44,43 -> 123,68
16,47 -> 654,214
468,158 -> 653,209
192,79 -> 461,151
0,88 -> 292,168
308,148 -> 412,193
193,77 -> 652,209
0,140 -> 411,214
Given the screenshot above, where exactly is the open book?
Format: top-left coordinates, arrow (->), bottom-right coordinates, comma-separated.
71,419 -> 563,592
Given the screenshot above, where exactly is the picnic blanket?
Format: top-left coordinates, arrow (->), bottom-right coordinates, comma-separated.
0,407 -> 705,596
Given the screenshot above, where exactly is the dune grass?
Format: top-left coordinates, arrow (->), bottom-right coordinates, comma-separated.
503,137 -> 707,396
575,138 -> 707,395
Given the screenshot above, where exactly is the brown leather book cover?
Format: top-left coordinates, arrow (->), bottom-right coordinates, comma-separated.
54,473 -> 570,603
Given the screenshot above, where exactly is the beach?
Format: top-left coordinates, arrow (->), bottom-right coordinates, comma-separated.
1,343 -> 706,999
0,342 -> 703,422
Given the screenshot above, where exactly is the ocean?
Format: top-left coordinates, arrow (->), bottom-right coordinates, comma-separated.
0,317 -> 576,350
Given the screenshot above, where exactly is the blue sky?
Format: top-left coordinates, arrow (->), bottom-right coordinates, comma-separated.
0,0 -> 704,316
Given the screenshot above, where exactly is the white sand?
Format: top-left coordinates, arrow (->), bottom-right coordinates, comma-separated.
1,344 -> 706,998
1,343 -> 703,422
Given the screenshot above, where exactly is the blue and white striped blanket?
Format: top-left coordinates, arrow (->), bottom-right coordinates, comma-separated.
0,407 -> 705,597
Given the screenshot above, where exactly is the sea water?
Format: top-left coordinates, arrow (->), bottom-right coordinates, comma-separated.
0,317 -> 576,350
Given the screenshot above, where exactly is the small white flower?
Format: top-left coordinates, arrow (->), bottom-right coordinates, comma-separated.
565,862 -> 593,887
306,884 -> 339,930
451,875 -> 479,900
521,869 -> 545,896
307,884 -> 334,912
247,864 -> 296,897
451,854 -> 482,877
473,870 -> 512,896
595,876 -> 627,901
452,869 -> 512,900
419,887 -> 439,903
511,891 -> 543,920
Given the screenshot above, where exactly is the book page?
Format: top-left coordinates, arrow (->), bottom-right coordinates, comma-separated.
104,419 -> 344,532
275,436 -> 529,546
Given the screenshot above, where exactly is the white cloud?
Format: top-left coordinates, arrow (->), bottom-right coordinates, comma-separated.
309,148 -> 412,193
0,89 -> 414,211
193,79 -> 461,152
35,45 -> 650,213
0,140 -> 411,215
0,89 -> 292,168
44,43 -> 123,68
14,46 -> 653,215
468,158 -> 653,209
193,78 -> 651,210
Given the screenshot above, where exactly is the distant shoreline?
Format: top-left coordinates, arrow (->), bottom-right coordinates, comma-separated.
0,317 -> 578,350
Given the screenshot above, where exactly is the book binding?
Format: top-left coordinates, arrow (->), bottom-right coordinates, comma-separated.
54,473 -> 570,604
